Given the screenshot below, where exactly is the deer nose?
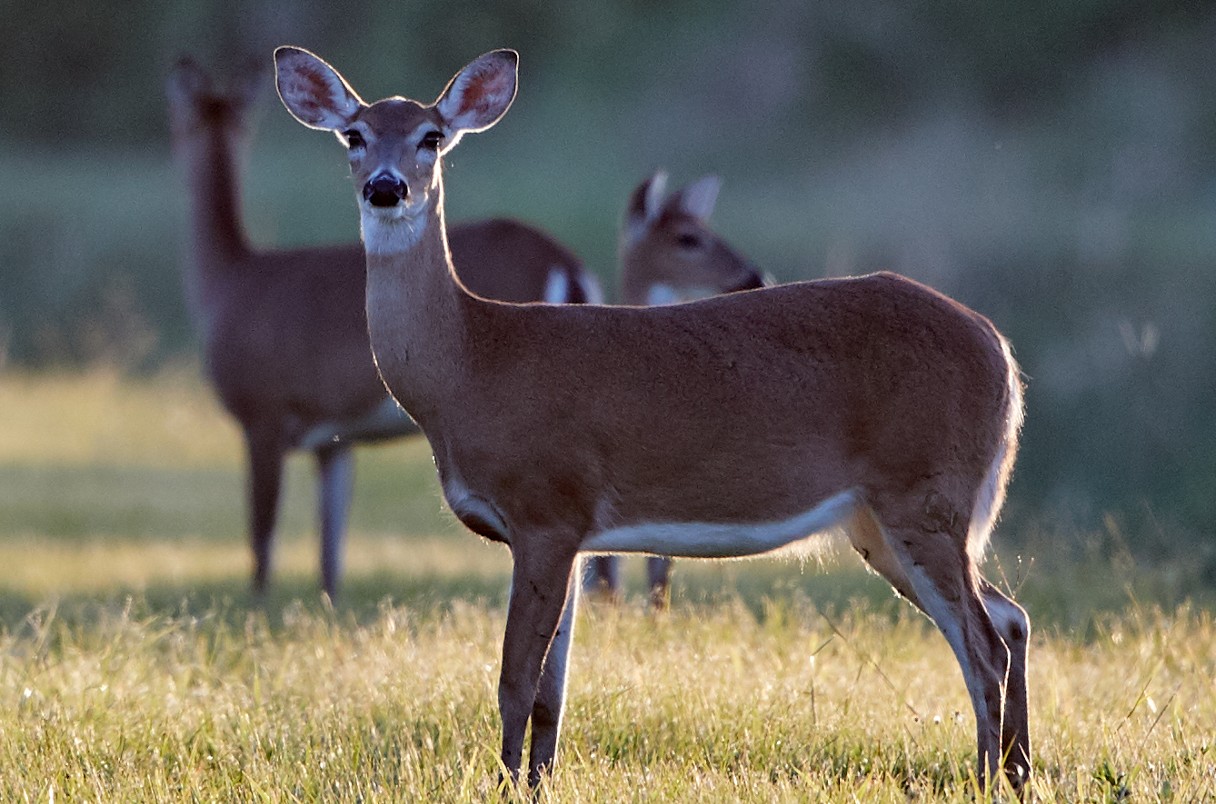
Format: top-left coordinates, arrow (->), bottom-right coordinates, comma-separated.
363,173 -> 408,207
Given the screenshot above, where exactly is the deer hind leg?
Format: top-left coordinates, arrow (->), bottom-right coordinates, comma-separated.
863,490 -> 1012,791
244,423 -> 285,597
981,577 -> 1031,788
499,537 -> 580,788
316,443 -> 354,599
845,507 -> 924,609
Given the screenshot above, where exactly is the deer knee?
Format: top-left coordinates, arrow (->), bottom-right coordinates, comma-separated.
986,594 -> 1029,649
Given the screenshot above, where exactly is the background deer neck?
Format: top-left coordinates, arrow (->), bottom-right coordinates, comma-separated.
182,123 -> 251,265
176,122 -> 253,329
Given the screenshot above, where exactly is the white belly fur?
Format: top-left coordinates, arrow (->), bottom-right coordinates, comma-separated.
581,489 -> 859,559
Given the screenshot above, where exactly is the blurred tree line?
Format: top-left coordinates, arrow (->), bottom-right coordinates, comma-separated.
1,0 -> 1214,560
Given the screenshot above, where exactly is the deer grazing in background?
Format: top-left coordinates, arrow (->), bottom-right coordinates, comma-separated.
585,171 -> 766,607
166,57 -> 598,600
275,46 -> 1030,793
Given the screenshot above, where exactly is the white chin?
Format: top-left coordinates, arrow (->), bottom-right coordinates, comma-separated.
360,205 -> 428,255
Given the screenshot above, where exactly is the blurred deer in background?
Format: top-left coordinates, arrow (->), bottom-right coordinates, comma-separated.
166,57 -> 598,600
585,171 -> 766,608
276,46 -> 1028,794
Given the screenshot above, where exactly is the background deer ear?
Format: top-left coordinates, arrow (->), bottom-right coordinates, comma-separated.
435,49 -> 518,139
671,175 -> 722,221
274,46 -> 365,131
623,171 -> 668,246
230,54 -> 270,113
166,55 -> 211,106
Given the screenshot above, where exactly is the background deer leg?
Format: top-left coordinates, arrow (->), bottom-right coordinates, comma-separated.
583,555 -> 620,600
244,423 -> 284,597
646,555 -> 672,609
316,443 -> 354,599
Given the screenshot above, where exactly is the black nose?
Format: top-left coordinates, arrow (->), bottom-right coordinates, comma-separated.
363,173 -> 408,207
728,268 -> 767,293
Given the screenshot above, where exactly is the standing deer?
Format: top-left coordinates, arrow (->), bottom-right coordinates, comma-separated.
585,171 -> 766,607
167,57 -> 599,599
275,47 -> 1030,792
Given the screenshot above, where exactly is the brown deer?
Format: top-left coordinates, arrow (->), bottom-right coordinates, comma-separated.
585,171 -> 766,607
275,47 -> 1030,793
167,56 -> 598,599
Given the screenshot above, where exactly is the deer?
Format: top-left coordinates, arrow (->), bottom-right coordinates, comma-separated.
585,171 -> 767,607
166,56 -> 599,600
274,46 -> 1031,793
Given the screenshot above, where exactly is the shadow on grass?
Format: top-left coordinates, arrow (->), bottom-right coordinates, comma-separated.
0,569 -> 514,637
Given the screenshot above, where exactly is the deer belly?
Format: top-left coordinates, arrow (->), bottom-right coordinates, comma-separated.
581,489 -> 858,558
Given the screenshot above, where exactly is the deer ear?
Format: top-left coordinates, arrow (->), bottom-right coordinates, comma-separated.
435,49 -> 518,138
672,175 -> 721,221
274,46 -> 365,131
623,171 -> 668,246
230,54 -> 270,112
166,56 -> 210,105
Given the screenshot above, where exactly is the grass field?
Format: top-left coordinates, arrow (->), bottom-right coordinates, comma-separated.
1,370 -> 1213,801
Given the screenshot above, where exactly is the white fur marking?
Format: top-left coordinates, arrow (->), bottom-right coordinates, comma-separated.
360,210 -> 428,255
577,272 -> 605,304
644,284 -> 682,306
443,476 -> 509,539
543,268 -> 571,304
982,592 -> 1026,639
581,490 -> 858,558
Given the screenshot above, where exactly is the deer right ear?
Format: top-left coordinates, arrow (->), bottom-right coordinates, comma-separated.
671,175 -> 722,221
435,49 -> 518,139
274,46 -> 365,131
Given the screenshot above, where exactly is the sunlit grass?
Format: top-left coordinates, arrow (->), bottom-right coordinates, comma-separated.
3,595 -> 1213,801
1,369 -> 1214,800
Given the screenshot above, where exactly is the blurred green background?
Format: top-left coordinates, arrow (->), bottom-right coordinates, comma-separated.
1,1 -> 1214,568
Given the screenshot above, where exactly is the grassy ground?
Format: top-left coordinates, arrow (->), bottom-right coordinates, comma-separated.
1,369 -> 1213,801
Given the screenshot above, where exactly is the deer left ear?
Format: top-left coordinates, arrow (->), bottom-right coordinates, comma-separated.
435,49 -> 518,138
623,171 -> 668,247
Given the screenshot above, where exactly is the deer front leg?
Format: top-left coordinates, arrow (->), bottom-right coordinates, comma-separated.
528,558 -> 582,781
498,538 -> 580,788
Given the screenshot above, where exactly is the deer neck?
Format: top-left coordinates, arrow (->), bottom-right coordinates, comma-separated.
619,258 -> 650,306
361,176 -> 468,425
619,248 -> 661,306
177,125 -> 253,326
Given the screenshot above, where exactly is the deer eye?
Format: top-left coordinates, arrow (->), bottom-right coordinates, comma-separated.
419,130 -> 444,150
343,129 -> 365,149
676,233 -> 703,249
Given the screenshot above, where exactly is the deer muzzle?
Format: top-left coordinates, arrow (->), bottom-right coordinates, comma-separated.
363,172 -> 409,208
